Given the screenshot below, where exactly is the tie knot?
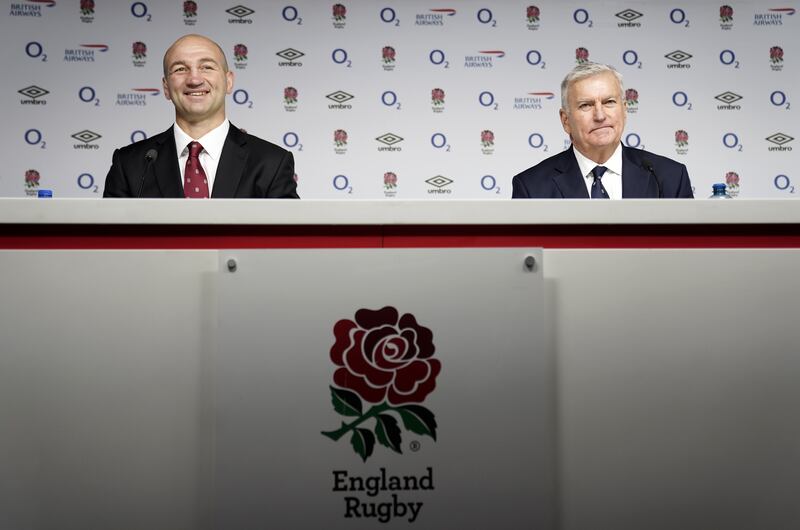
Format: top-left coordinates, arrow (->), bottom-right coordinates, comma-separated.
188,141 -> 204,159
592,166 -> 608,179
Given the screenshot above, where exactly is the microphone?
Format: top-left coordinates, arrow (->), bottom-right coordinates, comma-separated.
641,158 -> 662,198
135,148 -> 158,198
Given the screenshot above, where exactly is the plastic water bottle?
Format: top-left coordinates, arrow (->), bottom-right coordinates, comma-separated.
37,189 -> 53,198
708,183 -> 732,199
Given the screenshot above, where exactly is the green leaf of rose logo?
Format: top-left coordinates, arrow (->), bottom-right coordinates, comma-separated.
322,307 -> 440,462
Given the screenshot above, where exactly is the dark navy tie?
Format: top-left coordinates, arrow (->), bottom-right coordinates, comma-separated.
591,165 -> 609,199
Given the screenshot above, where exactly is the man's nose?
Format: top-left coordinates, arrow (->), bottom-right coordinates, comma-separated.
593,102 -> 606,120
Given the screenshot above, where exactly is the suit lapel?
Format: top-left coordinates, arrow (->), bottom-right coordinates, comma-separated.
553,147 -> 589,198
621,147 -> 655,198
212,124 -> 247,198
153,127 -> 183,198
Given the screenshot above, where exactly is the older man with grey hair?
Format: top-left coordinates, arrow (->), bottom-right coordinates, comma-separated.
512,62 -> 693,199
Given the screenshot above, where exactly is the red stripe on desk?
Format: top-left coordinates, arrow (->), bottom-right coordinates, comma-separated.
1,224 -> 799,249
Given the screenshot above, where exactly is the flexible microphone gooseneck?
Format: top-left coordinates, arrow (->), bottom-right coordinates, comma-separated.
641,158 -> 662,198
135,149 -> 159,198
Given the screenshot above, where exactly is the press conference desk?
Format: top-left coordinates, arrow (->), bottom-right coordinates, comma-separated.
2,199 -> 799,530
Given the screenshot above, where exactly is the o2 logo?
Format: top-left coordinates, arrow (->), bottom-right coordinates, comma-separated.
719,50 -> 740,69
429,49 -> 449,68
479,91 -> 498,110
770,91 -> 791,110
624,133 -> 645,150
130,130 -> 147,143
232,89 -> 254,108
722,133 -> 743,152
332,48 -> 352,67
477,8 -> 497,27
672,91 -> 693,111
528,133 -> 549,152
332,174 -> 353,194
77,173 -> 99,193
622,50 -> 642,69
282,5 -> 303,24
26,42 -> 47,62
283,132 -> 303,151
130,2 -> 152,21
774,174 -> 795,193
526,50 -> 546,69
78,86 -> 100,106
431,133 -> 451,152
670,8 -> 690,27
573,8 -> 593,27
380,7 -> 400,26
24,129 -> 46,149
381,91 -> 401,110
480,175 -> 501,195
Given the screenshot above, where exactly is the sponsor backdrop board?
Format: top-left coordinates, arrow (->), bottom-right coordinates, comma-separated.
0,0 -> 797,199
214,248 -> 554,528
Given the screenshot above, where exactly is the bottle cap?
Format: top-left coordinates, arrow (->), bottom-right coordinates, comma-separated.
37,189 -> 53,198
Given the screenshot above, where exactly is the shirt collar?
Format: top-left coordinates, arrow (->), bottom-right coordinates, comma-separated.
574,143 -> 623,179
173,120 -> 230,160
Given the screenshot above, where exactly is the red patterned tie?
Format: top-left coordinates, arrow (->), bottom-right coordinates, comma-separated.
184,141 -> 209,198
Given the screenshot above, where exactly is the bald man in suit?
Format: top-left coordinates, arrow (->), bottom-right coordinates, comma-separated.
104,34 -> 298,199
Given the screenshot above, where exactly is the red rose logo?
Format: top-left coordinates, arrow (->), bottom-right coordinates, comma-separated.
431,87 -> 445,104
283,86 -> 298,104
481,129 -> 495,147
234,43 -> 248,61
322,306 -> 440,461
132,41 -> 146,59
725,171 -> 740,187
384,172 -> 397,188
183,1 -> 197,16
675,129 -> 689,146
25,169 -> 41,188
576,47 -> 589,64
334,129 -> 348,147
80,0 -> 94,15
625,88 -> 639,106
770,46 -> 784,63
333,3 -> 346,21
382,46 -> 396,63
720,5 -> 733,22
527,5 -> 540,22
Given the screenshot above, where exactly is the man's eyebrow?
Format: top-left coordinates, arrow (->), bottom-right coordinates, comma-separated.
168,57 -> 221,70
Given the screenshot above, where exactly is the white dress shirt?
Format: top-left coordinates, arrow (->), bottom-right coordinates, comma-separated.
573,143 -> 623,199
173,120 -> 230,195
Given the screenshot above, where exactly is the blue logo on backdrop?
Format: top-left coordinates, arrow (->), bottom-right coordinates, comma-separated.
464,50 -> 504,68
283,132 -> 302,150
573,8 -> 593,26
130,130 -> 147,143
770,90 -> 790,109
381,91 -> 401,109
625,133 -> 642,148
476,8 -> 496,26
24,129 -> 46,148
774,174 -> 794,193
622,50 -> 642,68
480,175 -> 500,194
672,91 -> 692,110
131,2 -> 151,21
478,91 -> 497,109
332,48 -> 351,67
431,133 -> 450,151
526,50 -> 545,68
670,8 -> 690,27
10,0 -> 55,17
332,174 -> 352,193
528,133 -> 549,152
26,41 -> 47,61
719,49 -> 740,68
380,7 -> 399,25
429,49 -> 449,68
416,8 -> 456,26
77,173 -> 98,192
116,88 -> 159,107
723,133 -> 742,150
282,5 -> 302,24
64,43 -> 109,63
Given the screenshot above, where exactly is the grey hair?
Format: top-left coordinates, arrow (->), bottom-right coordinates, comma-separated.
560,62 -> 624,112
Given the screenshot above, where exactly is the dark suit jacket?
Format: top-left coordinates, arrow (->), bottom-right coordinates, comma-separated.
512,145 -> 693,198
103,123 -> 299,198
